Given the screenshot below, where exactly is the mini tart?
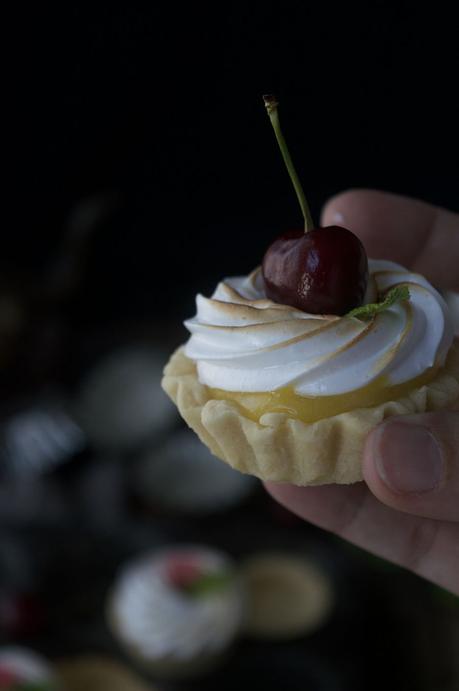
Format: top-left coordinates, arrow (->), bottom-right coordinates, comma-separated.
107,545 -> 245,680
162,341 -> 459,485
55,656 -> 155,691
241,553 -> 333,639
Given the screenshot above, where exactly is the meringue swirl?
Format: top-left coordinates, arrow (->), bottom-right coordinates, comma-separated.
109,548 -> 244,662
184,260 -> 454,396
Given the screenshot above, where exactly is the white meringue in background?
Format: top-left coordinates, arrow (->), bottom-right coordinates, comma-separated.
108,546 -> 245,668
76,347 -> 176,449
134,430 -> 256,514
185,260 -> 453,396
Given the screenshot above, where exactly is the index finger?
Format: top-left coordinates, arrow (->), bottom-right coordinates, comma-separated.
265,481 -> 459,595
321,189 -> 459,291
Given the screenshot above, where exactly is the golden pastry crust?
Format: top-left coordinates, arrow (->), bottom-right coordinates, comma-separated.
162,342 -> 459,485
240,553 -> 333,638
55,656 -> 156,691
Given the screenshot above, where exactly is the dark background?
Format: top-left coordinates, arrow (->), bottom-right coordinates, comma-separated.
7,3 -> 459,327
1,6 -> 459,690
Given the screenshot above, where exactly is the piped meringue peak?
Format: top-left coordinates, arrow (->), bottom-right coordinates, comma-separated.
184,260 -> 454,397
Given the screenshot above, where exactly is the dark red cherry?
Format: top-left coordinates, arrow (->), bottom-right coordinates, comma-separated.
165,554 -> 202,591
262,225 -> 369,315
260,96 -> 369,314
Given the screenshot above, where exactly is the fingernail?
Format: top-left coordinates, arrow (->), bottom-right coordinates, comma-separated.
374,422 -> 444,494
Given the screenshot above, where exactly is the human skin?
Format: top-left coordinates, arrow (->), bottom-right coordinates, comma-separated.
265,189 -> 459,595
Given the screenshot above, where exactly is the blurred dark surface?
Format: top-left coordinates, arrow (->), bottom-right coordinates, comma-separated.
2,4 -> 459,690
2,464 -> 459,691
6,4 -> 459,319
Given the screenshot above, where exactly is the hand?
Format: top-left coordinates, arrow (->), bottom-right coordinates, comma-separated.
266,189 -> 459,595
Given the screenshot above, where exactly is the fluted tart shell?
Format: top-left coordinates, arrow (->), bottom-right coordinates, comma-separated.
162,342 -> 459,485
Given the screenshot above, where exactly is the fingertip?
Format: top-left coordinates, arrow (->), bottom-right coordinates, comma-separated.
362,422 -> 387,493
365,418 -> 444,494
363,413 -> 459,521
321,188 -> 376,227
362,421 -> 418,513
321,188 -> 441,269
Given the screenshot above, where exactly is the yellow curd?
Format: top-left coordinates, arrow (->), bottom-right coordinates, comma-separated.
209,367 -> 438,423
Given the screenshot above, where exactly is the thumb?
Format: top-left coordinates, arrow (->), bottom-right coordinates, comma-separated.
363,411 -> 459,521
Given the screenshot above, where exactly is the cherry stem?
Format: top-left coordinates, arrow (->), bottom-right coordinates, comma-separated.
263,95 -> 314,232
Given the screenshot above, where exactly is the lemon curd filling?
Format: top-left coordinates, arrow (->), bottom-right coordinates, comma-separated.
208,366 -> 439,423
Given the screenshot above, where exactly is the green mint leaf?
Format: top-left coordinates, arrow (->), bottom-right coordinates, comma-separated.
346,285 -> 410,320
183,571 -> 232,598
